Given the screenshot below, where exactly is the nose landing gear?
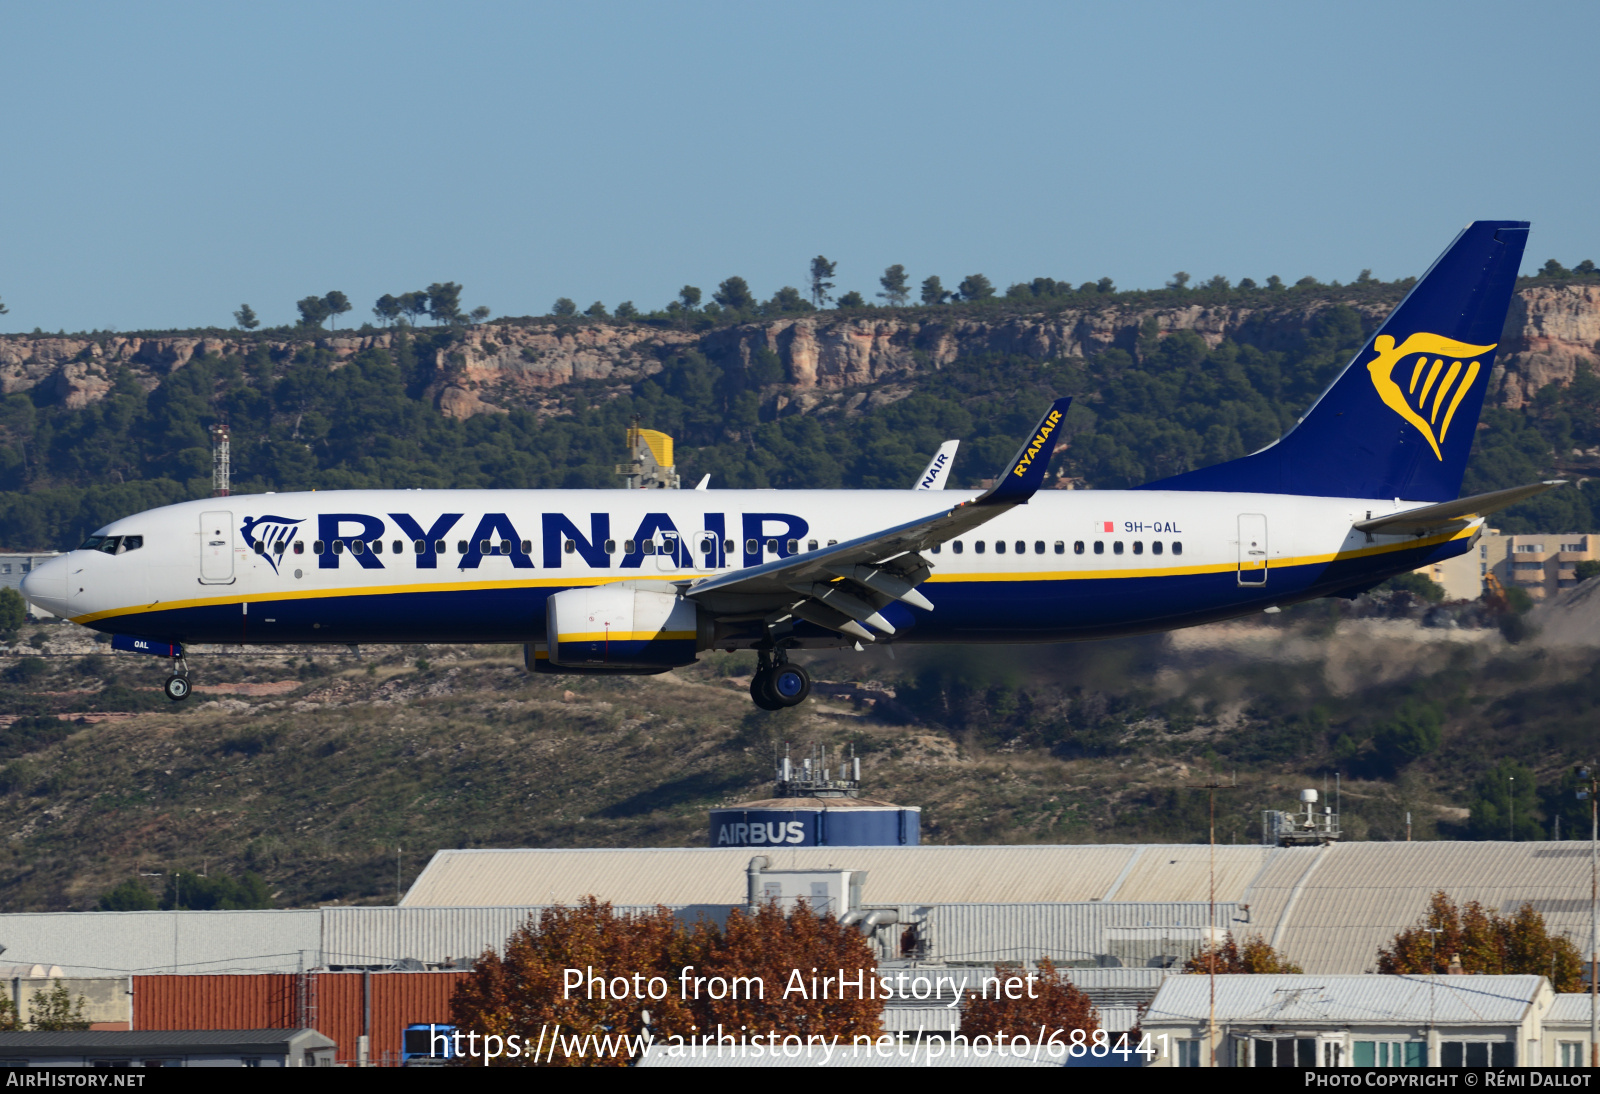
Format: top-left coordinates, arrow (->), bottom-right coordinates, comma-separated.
750,650 -> 810,711
164,655 -> 191,702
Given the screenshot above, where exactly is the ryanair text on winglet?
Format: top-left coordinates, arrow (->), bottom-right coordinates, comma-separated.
1011,409 -> 1063,478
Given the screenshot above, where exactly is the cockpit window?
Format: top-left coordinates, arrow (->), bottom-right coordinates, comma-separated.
78,535 -> 142,555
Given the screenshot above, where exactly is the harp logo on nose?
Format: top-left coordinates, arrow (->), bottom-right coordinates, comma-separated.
1366,333 -> 1496,460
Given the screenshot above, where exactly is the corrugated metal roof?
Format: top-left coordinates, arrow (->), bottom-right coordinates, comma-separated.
1262,843 -> 1596,974
1545,994 -> 1600,1025
0,1029 -> 330,1050
1145,975 -> 1546,1025
0,910 -> 320,975
924,903 -> 1236,966
399,842 -> 1600,977
134,973 -> 466,1066
403,845 -> 1157,906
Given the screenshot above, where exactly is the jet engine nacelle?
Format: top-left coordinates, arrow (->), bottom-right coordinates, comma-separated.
544,583 -> 707,671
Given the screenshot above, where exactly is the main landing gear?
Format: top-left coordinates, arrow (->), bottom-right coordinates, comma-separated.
750,650 -> 810,711
164,655 -> 191,702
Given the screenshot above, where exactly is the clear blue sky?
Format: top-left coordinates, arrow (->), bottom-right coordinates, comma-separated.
2,0 -> 1595,333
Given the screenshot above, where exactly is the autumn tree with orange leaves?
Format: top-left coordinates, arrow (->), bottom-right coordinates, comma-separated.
450,896 -> 881,1067
1377,890 -> 1583,991
679,897 -> 881,1042
1183,932 -> 1303,974
450,898 -> 695,1068
960,959 -> 1099,1039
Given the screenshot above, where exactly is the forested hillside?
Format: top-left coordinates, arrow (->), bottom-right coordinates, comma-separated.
2,269 -> 1599,550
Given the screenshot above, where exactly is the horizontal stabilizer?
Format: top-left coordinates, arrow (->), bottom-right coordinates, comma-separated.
1354,481 -> 1565,537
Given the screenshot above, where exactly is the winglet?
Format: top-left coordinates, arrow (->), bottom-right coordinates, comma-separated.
912,440 -> 961,490
976,397 -> 1072,505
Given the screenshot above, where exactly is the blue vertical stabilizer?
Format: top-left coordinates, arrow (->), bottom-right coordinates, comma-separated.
1141,220 -> 1528,501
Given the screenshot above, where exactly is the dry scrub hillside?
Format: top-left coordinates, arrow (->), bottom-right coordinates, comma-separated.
0,590 -> 1594,910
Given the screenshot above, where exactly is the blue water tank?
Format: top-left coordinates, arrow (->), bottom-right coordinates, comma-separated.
709,797 -> 920,848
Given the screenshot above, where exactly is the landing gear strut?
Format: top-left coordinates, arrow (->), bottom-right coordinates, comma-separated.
164,655 -> 191,702
750,650 -> 810,711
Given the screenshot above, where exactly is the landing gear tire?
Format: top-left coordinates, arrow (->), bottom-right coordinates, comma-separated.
164,676 -> 191,702
750,669 -> 784,711
770,664 -> 810,707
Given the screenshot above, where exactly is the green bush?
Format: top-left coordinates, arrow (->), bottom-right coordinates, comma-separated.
98,879 -> 158,911
0,588 -> 25,634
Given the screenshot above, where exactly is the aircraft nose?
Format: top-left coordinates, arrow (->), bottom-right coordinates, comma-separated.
19,555 -> 69,619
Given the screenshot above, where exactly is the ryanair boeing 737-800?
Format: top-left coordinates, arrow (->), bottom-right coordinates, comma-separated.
20,221 -> 1551,708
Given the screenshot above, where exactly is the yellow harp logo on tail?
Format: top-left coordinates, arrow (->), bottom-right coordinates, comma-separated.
1366,332 -> 1496,460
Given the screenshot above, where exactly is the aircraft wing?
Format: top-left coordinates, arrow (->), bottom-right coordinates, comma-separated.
912,440 -> 960,489
685,399 -> 1070,642
1353,480 -> 1565,538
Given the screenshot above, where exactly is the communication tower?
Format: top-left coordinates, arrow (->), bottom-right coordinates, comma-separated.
1261,788 -> 1341,846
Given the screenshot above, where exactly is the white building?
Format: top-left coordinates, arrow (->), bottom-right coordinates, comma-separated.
1141,974 -> 1549,1067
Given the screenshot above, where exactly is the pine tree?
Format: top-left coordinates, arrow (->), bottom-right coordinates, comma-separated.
878,265 -> 910,306
809,256 -> 837,307
233,304 -> 259,330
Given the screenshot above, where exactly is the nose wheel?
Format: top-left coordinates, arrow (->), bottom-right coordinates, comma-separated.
750,652 -> 810,710
164,656 -> 191,702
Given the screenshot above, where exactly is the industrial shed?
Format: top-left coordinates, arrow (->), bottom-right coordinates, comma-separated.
401,841 -> 1599,975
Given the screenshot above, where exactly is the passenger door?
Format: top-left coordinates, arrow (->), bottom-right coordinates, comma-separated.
1237,513 -> 1267,586
200,511 -> 235,584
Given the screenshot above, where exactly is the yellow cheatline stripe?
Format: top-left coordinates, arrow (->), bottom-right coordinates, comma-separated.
557,631 -> 696,643
72,525 -> 1476,624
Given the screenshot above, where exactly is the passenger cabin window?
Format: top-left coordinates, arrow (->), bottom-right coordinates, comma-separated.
1035,541 -> 1045,554
953,541 -> 964,554
393,540 -> 403,554
333,541 -> 345,555
294,541 -> 305,554
994,541 -> 1005,554
931,544 -> 941,554
478,539 -> 491,553
1132,541 -> 1143,555
807,540 -> 818,552
314,541 -> 325,554
766,539 -> 778,554
457,541 -> 467,554
827,539 -> 838,547
1073,541 -> 1084,554
745,538 -> 758,555
254,541 -> 265,554
1173,542 -> 1183,555
564,540 -> 576,554
974,541 -> 986,554
724,539 -> 736,553
787,539 -> 799,553
372,540 -> 383,554
1152,541 -> 1164,555
1113,541 -> 1124,555
521,540 -> 532,554
641,540 -> 656,555
605,539 -> 617,554
1093,541 -> 1104,555
1016,541 -> 1026,554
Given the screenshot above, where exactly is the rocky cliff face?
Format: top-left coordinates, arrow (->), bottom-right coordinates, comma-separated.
1,284 -> 1594,418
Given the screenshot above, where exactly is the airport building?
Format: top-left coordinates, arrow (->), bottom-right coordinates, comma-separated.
1417,530 -> 1600,601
